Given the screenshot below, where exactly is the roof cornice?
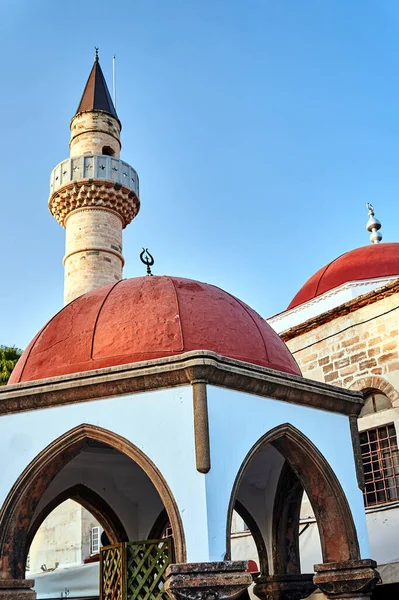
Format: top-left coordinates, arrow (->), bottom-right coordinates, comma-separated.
0,350 -> 363,417
281,278 -> 399,342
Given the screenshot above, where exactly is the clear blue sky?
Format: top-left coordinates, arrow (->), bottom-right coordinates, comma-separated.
1,0 -> 399,349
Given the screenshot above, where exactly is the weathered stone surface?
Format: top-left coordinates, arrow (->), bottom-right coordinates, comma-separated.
283,284 -> 399,403
70,111 -> 121,158
313,559 -> 380,598
0,580 -> 35,600
49,180 -> 139,228
62,207 -> 125,304
253,573 -> 316,600
165,561 -> 252,600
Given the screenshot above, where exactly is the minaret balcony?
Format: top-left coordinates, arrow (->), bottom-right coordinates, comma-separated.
48,154 -> 140,228
50,154 -> 139,196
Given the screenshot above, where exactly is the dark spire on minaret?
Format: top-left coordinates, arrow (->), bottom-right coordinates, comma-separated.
75,49 -> 117,117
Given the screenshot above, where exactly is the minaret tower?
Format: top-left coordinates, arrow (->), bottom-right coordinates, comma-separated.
49,51 -> 140,305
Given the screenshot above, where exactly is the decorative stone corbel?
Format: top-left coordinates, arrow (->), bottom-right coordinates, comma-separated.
313,559 -> 380,598
0,580 -> 36,600
253,573 -> 316,600
165,561 -> 252,600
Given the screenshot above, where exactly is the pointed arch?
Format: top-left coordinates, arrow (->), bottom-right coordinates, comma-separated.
226,423 -> 360,565
24,483 -> 129,563
235,500 -> 268,576
0,424 -> 185,578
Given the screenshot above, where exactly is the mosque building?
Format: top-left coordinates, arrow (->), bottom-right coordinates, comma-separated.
267,206 -> 399,598
0,53 -> 392,600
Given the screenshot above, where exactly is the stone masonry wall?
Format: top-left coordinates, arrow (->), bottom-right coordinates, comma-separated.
27,500 -> 82,574
64,208 -> 123,304
286,291 -> 399,402
70,112 -> 121,158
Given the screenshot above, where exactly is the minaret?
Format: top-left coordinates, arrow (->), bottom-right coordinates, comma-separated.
49,51 -> 140,305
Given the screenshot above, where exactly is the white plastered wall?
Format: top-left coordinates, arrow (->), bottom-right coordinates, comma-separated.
0,386 -> 210,563
204,385 -> 370,562
0,384 -> 372,570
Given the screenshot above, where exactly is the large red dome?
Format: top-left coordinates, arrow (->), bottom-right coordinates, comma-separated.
288,243 -> 399,310
10,276 -> 300,383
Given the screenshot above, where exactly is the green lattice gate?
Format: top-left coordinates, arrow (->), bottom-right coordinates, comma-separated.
100,540 -> 172,600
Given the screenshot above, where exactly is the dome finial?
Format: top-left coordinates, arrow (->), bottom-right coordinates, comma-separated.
366,203 -> 382,244
94,46 -> 99,62
140,248 -> 155,276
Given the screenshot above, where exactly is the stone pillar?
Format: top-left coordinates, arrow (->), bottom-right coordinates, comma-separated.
253,574 -> 316,600
165,562 -> 252,600
0,580 -> 35,600
313,559 -> 380,599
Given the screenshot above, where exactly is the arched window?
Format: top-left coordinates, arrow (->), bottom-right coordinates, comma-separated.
102,146 -> 115,156
360,390 -> 391,417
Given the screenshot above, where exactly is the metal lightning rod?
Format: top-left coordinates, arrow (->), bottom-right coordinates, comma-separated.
112,55 -> 117,108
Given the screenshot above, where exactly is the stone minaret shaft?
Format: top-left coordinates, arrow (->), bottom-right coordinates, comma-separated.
49,54 -> 140,305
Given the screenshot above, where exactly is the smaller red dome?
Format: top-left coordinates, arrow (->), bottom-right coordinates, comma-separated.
10,276 -> 300,383
288,243 -> 399,310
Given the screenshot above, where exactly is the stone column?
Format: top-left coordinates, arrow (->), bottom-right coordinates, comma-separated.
253,573 -> 316,600
313,559 -> 380,599
165,561 -> 252,600
0,580 -> 35,600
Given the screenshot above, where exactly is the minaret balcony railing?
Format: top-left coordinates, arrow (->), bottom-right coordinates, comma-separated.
50,155 -> 139,196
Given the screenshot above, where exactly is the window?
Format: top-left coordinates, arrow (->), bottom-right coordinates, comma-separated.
26,553 -> 30,571
91,526 -> 100,554
102,146 -> 115,157
360,391 -> 391,417
161,522 -> 173,539
360,423 -> 399,507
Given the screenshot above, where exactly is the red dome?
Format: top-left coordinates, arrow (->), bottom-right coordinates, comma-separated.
288,243 -> 399,310
10,276 -> 300,383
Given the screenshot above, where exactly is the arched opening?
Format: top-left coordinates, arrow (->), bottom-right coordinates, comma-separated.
25,498 -> 108,576
148,503 -> 266,576
272,462 -> 323,576
350,376 -> 399,406
226,423 -> 360,576
0,424 -> 185,580
24,484 -> 128,569
233,500 -> 265,576
360,389 -> 392,417
102,146 -> 115,157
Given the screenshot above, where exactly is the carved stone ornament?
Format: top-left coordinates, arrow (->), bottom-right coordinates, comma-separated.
49,179 -> 140,228
313,559 -> 380,598
253,573 -> 317,600
0,579 -> 36,600
165,561 -> 252,600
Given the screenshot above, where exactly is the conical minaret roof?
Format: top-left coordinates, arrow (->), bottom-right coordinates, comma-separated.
75,50 -> 117,118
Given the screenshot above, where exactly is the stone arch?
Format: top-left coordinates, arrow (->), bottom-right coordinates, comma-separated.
349,375 -> 399,405
0,424 -> 186,579
235,499 -> 268,575
272,461 -> 303,575
226,423 -> 360,565
24,483 -> 129,564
